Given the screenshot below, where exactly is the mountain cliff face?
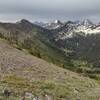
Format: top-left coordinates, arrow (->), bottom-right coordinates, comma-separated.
49,19 -> 100,39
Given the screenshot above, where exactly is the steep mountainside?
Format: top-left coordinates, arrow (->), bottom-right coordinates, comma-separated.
34,19 -> 100,78
0,19 -> 100,78
0,38 -> 100,100
0,19 -> 69,67
49,20 -> 100,67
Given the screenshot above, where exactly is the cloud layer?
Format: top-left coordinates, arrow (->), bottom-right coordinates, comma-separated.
0,0 -> 100,22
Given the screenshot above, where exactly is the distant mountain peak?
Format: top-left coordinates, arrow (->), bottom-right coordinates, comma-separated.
16,19 -> 32,25
20,19 -> 31,24
81,19 -> 93,26
34,21 -> 45,26
40,20 -> 63,30
54,20 -> 62,24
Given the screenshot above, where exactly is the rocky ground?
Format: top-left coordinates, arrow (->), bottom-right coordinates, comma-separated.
0,38 -> 100,100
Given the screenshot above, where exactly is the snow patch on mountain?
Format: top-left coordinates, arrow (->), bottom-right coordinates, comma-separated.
57,19 -> 100,40
75,26 -> 100,35
34,19 -> 100,40
44,20 -> 63,29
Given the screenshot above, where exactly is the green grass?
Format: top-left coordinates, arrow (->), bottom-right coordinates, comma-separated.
0,74 -> 99,100
0,75 -> 72,100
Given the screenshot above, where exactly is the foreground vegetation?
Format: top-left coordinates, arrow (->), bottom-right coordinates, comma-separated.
0,74 -> 100,100
0,38 -> 99,99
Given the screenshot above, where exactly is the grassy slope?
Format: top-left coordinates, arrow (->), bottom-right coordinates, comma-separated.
0,38 -> 100,100
0,22 -> 69,68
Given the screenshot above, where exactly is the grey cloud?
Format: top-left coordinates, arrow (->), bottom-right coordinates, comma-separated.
0,0 -> 100,22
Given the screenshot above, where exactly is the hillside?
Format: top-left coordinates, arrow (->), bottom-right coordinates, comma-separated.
44,20 -> 100,78
33,20 -> 100,69
0,19 -> 68,68
0,39 -> 100,99
0,19 -> 100,80
50,20 -> 100,66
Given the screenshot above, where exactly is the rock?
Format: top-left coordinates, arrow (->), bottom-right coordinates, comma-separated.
20,92 -> 34,100
2,88 -> 11,97
33,94 -> 54,100
33,96 -> 39,100
44,94 -> 54,100
25,92 -> 34,99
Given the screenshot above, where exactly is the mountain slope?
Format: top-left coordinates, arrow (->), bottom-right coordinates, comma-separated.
0,38 -> 100,100
0,19 -> 100,79
49,20 -> 100,68
0,19 -> 69,67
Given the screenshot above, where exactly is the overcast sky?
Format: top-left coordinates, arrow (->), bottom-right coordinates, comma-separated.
0,0 -> 100,22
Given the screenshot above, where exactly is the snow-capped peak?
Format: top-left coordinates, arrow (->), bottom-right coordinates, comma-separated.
42,20 -> 63,30
55,20 -> 100,40
81,19 -> 93,26
74,19 -> 100,35
54,20 -> 59,24
54,20 -> 62,24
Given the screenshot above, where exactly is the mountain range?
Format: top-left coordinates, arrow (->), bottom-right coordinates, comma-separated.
34,19 -> 100,66
0,19 -> 100,71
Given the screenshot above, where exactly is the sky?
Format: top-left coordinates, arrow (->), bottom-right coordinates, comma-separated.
0,0 -> 100,22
